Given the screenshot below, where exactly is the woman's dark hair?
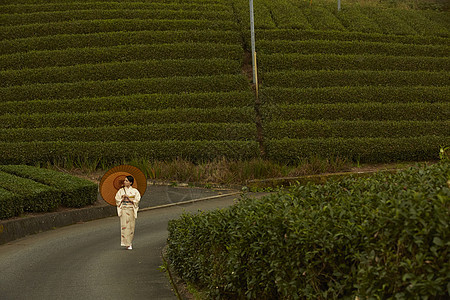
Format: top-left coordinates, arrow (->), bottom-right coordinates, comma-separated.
126,175 -> 134,186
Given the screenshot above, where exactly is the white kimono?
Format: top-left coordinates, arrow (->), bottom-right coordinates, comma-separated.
115,186 -> 141,247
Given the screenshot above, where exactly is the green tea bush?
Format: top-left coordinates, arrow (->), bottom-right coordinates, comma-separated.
0,123 -> 257,142
0,43 -> 242,70
0,91 -> 254,114
0,140 -> 260,165
332,5 -> 383,33
0,107 -> 255,129
2,9 -> 233,26
264,120 -> 450,139
0,74 -> 250,102
359,7 -> 417,36
0,187 -> 23,219
260,103 -> 449,122
258,53 -> 450,72
168,162 -> 449,298
264,136 -> 449,163
301,6 -> 346,31
261,70 -> 450,88
0,165 -> 97,208
0,30 -> 241,54
0,58 -> 241,87
256,39 -> 450,57
261,0 -> 312,30
0,171 -> 60,213
259,86 -> 450,105
0,19 -> 238,40
254,29 -> 449,45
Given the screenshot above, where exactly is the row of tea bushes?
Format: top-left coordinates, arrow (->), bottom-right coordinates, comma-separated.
0,18 -> 238,40
0,43 -> 242,70
263,120 -> 449,139
260,70 -> 450,88
0,30 -> 241,54
0,140 -> 260,165
0,91 -> 254,114
167,162 -> 449,298
260,102 -> 449,122
258,53 -> 450,73
0,58 -> 241,87
0,165 -> 97,210
259,86 -> 450,105
0,74 -> 250,102
0,107 -> 255,128
256,39 -> 450,57
0,123 -> 257,142
2,8 -> 234,26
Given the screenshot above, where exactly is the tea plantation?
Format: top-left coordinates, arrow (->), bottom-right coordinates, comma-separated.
0,0 -> 449,165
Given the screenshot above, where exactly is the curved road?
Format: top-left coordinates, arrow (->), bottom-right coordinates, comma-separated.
0,194 -> 248,299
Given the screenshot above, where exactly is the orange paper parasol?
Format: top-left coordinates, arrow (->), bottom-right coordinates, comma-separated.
99,165 -> 147,206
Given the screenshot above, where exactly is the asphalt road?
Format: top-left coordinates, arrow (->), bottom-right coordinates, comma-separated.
0,193 -> 256,300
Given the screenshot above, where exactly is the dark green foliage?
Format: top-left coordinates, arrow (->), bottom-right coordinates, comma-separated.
0,165 -> 97,208
0,187 -> 23,219
0,171 -> 60,213
260,86 -> 450,105
0,107 -> 255,129
0,141 -> 261,165
168,162 -> 450,298
0,74 -> 250,102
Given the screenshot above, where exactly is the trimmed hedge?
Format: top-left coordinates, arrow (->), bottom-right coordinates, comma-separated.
395,9 -> 449,37
260,103 -> 450,122
0,43 -> 242,70
259,86 -> 450,105
0,165 -> 97,208
256,39 -> 450,57
0,187 -> 22,219
0,74 -> 251,102
301,5 -> 347,31
264,120 -> 450,139
0,19 -> 238,40
0,30 -> 241,55
0,91 -> 254,114
0,107 -> 255,129
254,29 -> 450,45
258,53 -> 450,72
2,9 -> 234,26
264,136 -> 449,163
0,171 -> 60,213
0,140 -> 261,165
359,7 -> 417,36
261,0 -> 312,30
0,123 -> 257,142
0,58 -> 241,87
167,162 -> 449,298
260,70 -> 450,88
331,5 -> 383,34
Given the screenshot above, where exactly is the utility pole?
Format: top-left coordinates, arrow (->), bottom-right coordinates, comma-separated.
249,0 -> 258,97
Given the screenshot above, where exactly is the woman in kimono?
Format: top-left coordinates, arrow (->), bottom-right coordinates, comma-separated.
115,175 -> 141,250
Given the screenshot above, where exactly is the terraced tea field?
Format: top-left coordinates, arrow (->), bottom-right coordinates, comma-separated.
1,0 -> 449,165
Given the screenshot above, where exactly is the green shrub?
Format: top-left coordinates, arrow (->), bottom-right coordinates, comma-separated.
0,171 -> 60,213
258,53 -> 450,72
259,86 -> 450,105
0,107 -> 255,129
256,39 -> 450,57
0,140 -> 261,165
332,5 -> 383,33
0,165 -> 97,208
0,123 -> 257,142
0,187 -> 23,219
264,120 -> 450,139
261,70 -> 450,88
1,43 -> 242,70
395,9 -> 449,37
0,18 -> 238,40
0,58 -> 241,87
261,0 -> 312,30
0,74 -> 250,102
0,30 -> 241,55
301,5 -> 347,31
2,8 -> 234,26
0,91 -> 254,114
359,7 -> 417,36
167,162 -> 450,298
260,102 -> 450,122
264,136 -> 449,163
